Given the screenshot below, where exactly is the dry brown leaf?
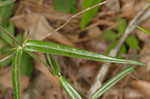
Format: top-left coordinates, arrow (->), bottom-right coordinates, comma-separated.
34,54 -> 59,86
105,0 -> 120,12
11,13 -> 74,46
102,88 -> 145,99
140,44 -> 150,71
27,54 -> 67,99
131,80 -> 150,97
121,0 -> 136,18
24,73 -> 67,99
0,67 -> 29,91
16,0 -> 72,21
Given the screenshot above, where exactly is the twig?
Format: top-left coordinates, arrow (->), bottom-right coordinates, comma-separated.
44,1 -> 107,39
88,3 -> 150,98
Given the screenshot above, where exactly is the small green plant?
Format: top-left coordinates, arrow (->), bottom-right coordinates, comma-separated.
0,1 -> 145,99
53,0 -> 77,13
0,0 -> 33,76
103,17 -> 140,57
53,0 -> 104,30
80,0 -> 104,30
0,24 -> 144,99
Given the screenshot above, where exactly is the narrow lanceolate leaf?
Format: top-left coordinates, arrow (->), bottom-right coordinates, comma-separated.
12,47 -> 22,99
24,40 -> 144,65
137,26 -> 150,35
91,66 -> 134,99
46,54 -> 61,76
59,76 -> 82,99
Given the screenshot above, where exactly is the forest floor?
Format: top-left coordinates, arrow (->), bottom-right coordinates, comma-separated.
0,0 -> 150,99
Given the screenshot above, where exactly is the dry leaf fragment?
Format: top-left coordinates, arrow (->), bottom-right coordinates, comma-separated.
12,13 -> 74,46
0,67 -> 29,91
131,80 -> 150,97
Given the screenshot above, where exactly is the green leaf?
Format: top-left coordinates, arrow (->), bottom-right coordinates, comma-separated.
103,30 -> 118,41
24,40 -> 144,65
80,0 -> 104,30
0,0 -> 14,26
11,47 -> 22,99
117,17 -> 127,35
137,26 -> 150,35
0,0 -> 15,45
20,53 -> 33,76
53,0 -> 76,13
0,23 -> 15,45
46,54 -> 61,76
0,40 -> 14,67
59,76 -> 82,99
118,45 -> 127,58
91,66 -> 134,99
126,35 -> 140,49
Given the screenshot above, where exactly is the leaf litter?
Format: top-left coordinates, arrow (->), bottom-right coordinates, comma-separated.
0,0 -> 150,99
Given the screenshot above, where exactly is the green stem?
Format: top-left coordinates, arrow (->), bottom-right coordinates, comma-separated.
12,46 -> 22,99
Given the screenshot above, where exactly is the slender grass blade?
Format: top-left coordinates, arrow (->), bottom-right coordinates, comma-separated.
24,40 -> 144,65
59,76 -> 82,99
91,66 -> 134,99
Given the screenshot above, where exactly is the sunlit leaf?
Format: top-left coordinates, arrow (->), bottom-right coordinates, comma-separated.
24,40 -> 144,65
59,76 -> 82,99
91,66 -> 134,99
